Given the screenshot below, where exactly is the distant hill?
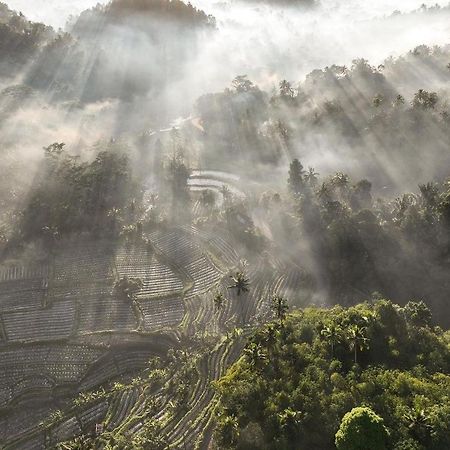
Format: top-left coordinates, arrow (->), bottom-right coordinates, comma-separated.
0,2 -> 54,77
107,0 -> 215,23
17,0 -> 216,104
71,0 -> 215,37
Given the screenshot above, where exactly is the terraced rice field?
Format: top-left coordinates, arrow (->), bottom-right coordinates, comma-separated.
0,211 -> 310,448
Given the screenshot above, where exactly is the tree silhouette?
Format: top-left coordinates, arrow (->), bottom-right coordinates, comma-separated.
347,325 -> 369,364
288,159 -> 305,195
321,324 -> 343,358
278,407 -> 303,440
317,182 -> 332,202
114,276 -> 143,301
304,167 -> 319,188
220,185 -> 232,206
263,324 -> 279,351
413,89 -> 438,109
232,75 -> 254,93
403,408 -> 432,445
228,271 -> 250,296
279,80 -> 295,98
213,292 -> 226,311
220,415 -> 239,446
271,296 -> 289,325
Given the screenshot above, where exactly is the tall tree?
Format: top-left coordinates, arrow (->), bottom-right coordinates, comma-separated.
403,408 -> 433,446
279,80 -> 295,98
213,292 -> 226,312
288,159 -> 305,195
114,276 -> 143,301
271,296 -> 289,325
321,324 -> 343,358
347,325 -> 369,364
304,167 -> 319,188
228,271 -> 250,296
232,75 -> 254,93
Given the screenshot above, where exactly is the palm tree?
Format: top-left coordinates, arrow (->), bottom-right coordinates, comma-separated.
221,415 -> 240,446
317,182 -> 331,202
347,325 -> 369,364
263,323 -> 279,351
403,408 -> 433,445
228,271 -> 250,296
243,342 -> 267,368
213,292 -> 225,311
394,94 -> 405,106
271,296 -> 289,325
57,435 -> 95,450
321,324 -> 343,358
220,185 -> 231,205
278,407 -> 303,438
304,167 -> 319,188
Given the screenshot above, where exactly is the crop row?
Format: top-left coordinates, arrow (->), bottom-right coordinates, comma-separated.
2,299 -> 76,343
0,264 -> 49,282
137,296 -> 185,331
0,279 -> 45,312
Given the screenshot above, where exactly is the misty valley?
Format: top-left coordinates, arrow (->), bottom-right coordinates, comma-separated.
0,0 -> 449,449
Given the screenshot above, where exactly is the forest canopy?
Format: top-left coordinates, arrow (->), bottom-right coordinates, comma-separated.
215,300 -> 450,450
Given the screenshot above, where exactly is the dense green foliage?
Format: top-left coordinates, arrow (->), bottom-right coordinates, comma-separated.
335,407 -> 389,450
214,300 -> 450,449
257,162 -> 450,326
18,143 -> 142,244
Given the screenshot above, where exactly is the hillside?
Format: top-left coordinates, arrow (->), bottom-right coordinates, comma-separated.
214,300 -> 450,449
0,2 -> 54,77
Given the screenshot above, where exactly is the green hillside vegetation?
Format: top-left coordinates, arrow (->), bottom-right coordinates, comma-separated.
214,299 -> 450,449
280,162 -> 450,327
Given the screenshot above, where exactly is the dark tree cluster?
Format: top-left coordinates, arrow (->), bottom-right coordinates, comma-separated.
0,2 -> 54,77
282,160 -> 450,327
17,143 -> 142,245
105,0 -> 216,27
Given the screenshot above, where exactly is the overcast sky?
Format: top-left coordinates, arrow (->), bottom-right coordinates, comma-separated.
5,0 -> 103,28
4,0 -> 449,28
